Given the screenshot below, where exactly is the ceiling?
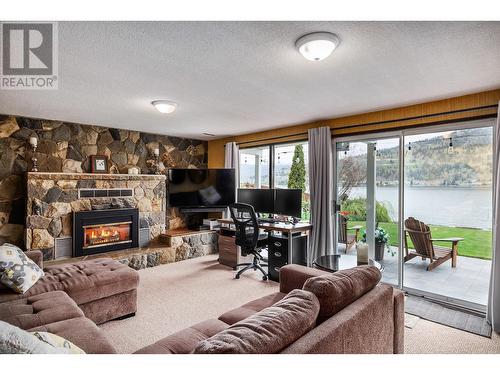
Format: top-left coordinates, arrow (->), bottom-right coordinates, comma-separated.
1,21 -> 500,140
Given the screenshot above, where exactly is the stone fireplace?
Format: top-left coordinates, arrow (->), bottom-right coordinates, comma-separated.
73,208 -> 139,257
26,172 -> 166,260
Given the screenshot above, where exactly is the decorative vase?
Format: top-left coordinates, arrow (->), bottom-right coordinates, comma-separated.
356,242 -> 369,264
375,241 -> 385,261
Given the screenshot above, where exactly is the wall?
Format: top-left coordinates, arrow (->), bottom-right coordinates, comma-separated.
0,114 -> 208,246
208,89 -> 500,167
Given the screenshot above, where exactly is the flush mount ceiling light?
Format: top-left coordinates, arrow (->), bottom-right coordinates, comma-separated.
151,100 -> 177,114
295,32 -> 340,61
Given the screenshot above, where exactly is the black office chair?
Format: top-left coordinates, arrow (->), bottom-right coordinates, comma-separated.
228,203 -> 269,280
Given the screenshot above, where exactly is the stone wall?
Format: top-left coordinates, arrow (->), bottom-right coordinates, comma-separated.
0,114 -> 208,247
26,173 -> 166,261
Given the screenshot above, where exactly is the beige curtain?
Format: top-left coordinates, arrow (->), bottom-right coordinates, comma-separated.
224,142 -> 239,216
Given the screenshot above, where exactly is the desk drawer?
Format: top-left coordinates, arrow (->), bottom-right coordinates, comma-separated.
268,258 -> 287,282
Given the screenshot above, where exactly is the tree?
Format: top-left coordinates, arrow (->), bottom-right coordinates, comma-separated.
338,156 -> 366,203
288,145 -> 306,191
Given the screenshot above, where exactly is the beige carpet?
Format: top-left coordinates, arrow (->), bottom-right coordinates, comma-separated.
99,254 -> 500,354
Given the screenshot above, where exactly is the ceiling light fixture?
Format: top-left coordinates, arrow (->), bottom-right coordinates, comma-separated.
295,32 -> 340,61
151,100 -> 177,114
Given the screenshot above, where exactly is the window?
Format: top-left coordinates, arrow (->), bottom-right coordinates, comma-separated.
238,141 -> 310,220
239,146 -> 270,189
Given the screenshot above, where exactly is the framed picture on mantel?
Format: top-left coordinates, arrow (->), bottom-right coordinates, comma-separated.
90,155 -> 109,174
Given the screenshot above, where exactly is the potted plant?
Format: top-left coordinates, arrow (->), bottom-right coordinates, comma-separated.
362,227 -> 390,261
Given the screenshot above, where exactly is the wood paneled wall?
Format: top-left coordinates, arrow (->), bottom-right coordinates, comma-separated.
208,88 -> 500,168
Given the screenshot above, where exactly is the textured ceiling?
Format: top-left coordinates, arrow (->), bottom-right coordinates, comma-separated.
1,21 -> 500,140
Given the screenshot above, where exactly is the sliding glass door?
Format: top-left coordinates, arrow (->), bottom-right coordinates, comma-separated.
333,118 -> 495,311
334,134 -> 401,286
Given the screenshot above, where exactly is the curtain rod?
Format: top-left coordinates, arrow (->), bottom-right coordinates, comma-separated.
234,104 -> 499,147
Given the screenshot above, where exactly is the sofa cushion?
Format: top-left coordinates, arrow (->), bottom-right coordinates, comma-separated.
134,319 -> 229,354
0,291 -> 84,330
303,265 -> 381,323
28,317 -> 117,354
0,243 -> 44,294
194,289 -> 320,354
0,258 -> 139,305
0,320 -> 66,354
31,331 -> 85,354
218,291 -> 286,325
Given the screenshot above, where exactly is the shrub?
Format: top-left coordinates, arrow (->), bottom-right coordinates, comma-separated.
341,198 -> 391,222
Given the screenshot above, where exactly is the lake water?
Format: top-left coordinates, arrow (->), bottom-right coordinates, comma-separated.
349,186 -> 493,229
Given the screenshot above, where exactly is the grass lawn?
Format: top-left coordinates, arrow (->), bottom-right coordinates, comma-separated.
348,221 -> 492,260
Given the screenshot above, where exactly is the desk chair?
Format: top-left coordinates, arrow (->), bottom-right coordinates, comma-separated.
228,203 -> 269,280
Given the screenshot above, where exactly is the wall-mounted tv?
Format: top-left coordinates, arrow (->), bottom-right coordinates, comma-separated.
168,169 -> 236,209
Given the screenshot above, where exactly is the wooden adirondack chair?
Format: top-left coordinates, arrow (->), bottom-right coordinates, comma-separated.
338,215 -> 362,253
404,217 -> 463,271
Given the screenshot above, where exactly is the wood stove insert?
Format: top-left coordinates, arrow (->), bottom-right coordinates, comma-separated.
73,208 -> 139,257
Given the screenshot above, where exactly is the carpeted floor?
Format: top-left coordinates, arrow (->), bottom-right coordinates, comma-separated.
99,254 -> 500,354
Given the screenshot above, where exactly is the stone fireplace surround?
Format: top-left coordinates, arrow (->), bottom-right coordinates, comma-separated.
26,172 -> 166,261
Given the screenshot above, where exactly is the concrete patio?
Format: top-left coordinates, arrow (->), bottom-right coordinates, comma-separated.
346,246 -> 491,306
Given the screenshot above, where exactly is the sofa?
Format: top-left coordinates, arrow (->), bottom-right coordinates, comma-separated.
136,264 -> 405,354
1,254 -> 404,354
0,250 -> 139,354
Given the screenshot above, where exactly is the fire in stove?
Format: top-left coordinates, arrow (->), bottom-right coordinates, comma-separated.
83,222 -> 132,249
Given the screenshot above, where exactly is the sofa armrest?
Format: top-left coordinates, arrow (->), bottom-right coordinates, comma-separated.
393,288 -> 405,354
279,264 -> 327,294
25,250 -> 43,269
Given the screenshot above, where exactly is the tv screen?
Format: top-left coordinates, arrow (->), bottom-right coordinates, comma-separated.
168,169 -> 235,208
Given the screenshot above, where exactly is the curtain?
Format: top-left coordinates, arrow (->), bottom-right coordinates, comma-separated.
488,103 -> 500,333
308,126 -> 334,265
224,142 -> 239,217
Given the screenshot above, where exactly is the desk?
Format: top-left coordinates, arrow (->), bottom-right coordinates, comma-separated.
217,219 -> 312,280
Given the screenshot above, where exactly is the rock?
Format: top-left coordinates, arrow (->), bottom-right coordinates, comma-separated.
42,120 -> 62,131
0,117 -> 20,138
175,243 -> 191,261
37,139 -> 59,156
185,235 -> 201,247
85,130 -> 99,145
11,127 -> 33,140
97,131 -> 113,146
67,144 -> 83,161
137,197 -> 152,212
57,180 -> 77,189
27,215 -> 52,229
128,254 -> 147,270
70,199 -> 91,212
32,198 -> 49,216
62,159 -> 83,173
46,202 -> 72,218
25,228 -> 32,249
48,218 -> 62,237
159,247 -> 176,264
123,139 -> 136,154
0,175 -> 22,200
134,186 -> 145,199
109,129 -> 121,141
59,190 -> 78,203
119,130 -> 129,141
81,145 -> 98,158
110,198 -> 135,209
31,229 -> 54,249
129,131 -> 140,143
0,144 -> 16,179
127,154 -> 140,165
12,157 -> 28,173
37,154 -> 62,172
41,180 -> 54,190
147,253 -> 160,268
139,217 -> 150,228
43,186 -> 63,203
111,152 -> 127,166
61,214 -> 72,236
76,180 -> 95,189
52,124 -> 72,141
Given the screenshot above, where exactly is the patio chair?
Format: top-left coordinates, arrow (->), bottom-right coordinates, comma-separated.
338,215 -> 362,253
404,217 -> 463,271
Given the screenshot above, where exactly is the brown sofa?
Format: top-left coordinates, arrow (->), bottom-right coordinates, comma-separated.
0,250 -> 139,354
136,264 -> 405,354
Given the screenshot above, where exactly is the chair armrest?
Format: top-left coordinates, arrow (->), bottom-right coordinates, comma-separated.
25,250 -> 43,269
348,225 -> 363,230
392,288 -> 405,354
431,237 -> 464,243
279,264 -> 327,294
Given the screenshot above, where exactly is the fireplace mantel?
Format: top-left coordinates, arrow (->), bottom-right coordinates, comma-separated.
27,172 -> 166,181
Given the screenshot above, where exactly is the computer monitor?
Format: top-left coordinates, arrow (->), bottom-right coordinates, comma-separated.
274,189 -> 302,218
237,189 -> 274,214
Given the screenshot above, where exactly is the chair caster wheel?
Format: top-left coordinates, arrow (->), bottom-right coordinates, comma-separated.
262,276 -> 268,281
235,275 -> 240,279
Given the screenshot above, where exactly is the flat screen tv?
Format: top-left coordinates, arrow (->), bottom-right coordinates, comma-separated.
168,169 -> 236,209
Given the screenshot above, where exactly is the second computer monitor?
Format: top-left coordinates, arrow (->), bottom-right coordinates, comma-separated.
274,189 -> 302,218
237,189 -> 274,214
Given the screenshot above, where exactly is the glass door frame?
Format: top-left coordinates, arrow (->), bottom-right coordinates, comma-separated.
333,118 -> 496,314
